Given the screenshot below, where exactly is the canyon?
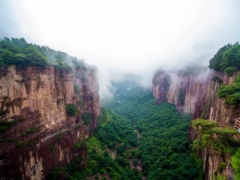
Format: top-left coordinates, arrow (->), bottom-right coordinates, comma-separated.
0,64 -> 238,179
152,67 -> 238,179
0,38 -> 239,179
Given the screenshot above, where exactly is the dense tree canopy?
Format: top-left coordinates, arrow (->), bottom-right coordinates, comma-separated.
48,80 -> 203,179
0,37 -> 85,72
0,38 -> 48,68
209,42 -> 240,75
48,109 -> 142,179
209,43 -> 240,106
209,43 -> 240,178
104,83 -> 203,179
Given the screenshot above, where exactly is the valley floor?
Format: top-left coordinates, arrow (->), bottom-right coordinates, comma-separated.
48,84 -> 203,179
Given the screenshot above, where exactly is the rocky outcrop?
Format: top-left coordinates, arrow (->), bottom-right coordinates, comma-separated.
152,68 -> 238,179
0,65 -> 100,179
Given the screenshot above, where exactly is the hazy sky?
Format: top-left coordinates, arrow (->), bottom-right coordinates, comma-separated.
1,0 -> 240,97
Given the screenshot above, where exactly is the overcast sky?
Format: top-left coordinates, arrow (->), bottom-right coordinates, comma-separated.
0,0 -> 240,97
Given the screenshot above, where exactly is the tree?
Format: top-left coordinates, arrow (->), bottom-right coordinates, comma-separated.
24,46 -> 48,67
209,43 -> 240,75
66,104 -> 78,116
191,118 -> 238,155
218,74 -> 240,105
231,148 -> 240,179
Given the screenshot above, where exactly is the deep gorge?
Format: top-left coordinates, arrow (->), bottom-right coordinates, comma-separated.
0,38 -> 240,180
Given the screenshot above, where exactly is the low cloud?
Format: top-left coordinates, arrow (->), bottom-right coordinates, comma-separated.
0,0 -> 240,99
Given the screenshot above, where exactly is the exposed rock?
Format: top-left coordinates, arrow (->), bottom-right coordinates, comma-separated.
152,68 -> 238,179
0,65 -> 100,179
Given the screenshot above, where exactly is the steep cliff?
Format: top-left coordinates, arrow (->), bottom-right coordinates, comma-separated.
0,65 -> 100,179
152,67 -> 238,179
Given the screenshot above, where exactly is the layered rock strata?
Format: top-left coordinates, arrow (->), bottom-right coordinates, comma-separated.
0,65 -> 100,179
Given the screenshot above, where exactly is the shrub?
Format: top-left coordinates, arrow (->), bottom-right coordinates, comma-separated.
66,104 -> 78,116
55,59 -> 72,73
191,118 -> 238,155
218,74 -> 240,105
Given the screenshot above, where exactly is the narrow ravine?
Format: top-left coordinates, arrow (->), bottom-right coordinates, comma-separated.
133,128 -> 146,180
49,81 -> 203,179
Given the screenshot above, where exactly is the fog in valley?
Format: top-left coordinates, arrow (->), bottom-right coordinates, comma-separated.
1,0 -> 240,98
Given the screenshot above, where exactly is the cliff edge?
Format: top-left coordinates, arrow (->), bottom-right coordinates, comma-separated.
0,38 -> 100,179
152,67 -> 238,179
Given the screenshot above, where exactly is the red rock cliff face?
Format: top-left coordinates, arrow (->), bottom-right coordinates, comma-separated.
152,68 -> 237,179
0,65 -> 100,179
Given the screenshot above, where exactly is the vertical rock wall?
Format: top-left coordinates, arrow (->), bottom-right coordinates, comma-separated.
152,68 -> 238,179
0,65 -> 100,179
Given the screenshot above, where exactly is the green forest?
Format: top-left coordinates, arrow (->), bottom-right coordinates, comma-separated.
4,38 -> 240,179
209,42 -> 240,75
0,38 -> 202,179
209,43 -> 240,178
49,78 -> 203,179
0,38 -> 86,71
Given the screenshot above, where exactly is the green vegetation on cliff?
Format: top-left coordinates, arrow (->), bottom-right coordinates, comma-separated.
209,42 -> 240,75
49,79 -> 203,179
49,109 -> 142,180
0,38 -> 48,68
191,118 -> 238,155
0,37 -> 86,72
218,74 -> 240,106
191,118 -> 239,179
209,42 -> 240,106
231,148 -> 240,179
66,104 -> 79,116
104,81 -> 203,179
